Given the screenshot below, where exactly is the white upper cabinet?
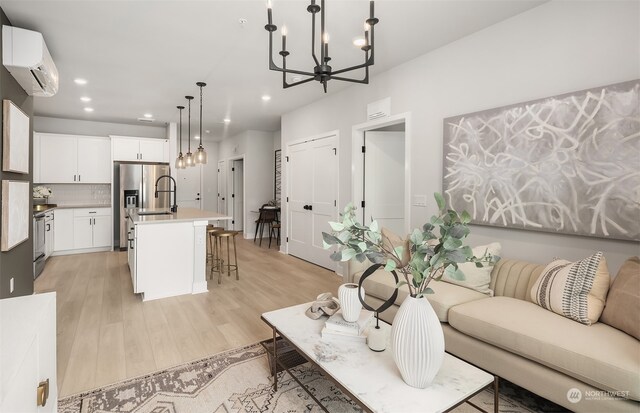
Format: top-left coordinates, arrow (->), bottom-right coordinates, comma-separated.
36,133 -> 111,184
40,134 -> 77,183
111,136 -> 169,163
77,138 -> 111,183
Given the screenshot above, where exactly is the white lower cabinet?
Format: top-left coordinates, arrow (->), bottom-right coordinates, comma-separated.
54,208 -> 112,252
54,209 -> 74,251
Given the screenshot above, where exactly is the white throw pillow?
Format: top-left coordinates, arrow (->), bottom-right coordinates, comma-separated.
442,242 -> 501,296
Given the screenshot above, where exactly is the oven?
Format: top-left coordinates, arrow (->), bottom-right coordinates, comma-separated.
33,213 -> 46,279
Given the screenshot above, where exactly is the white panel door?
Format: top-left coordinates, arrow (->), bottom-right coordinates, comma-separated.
0,292 -> 57,413
287,135 -> 337,269
77,137 -> 111,183
40,135 -> 77,183
232,160 -> 244,230
112,137 -> 140,161
364,131 -> 405,235
139,139 -> 166,162
217,161 -> 227,215
53,209 -> 74,251
177,164 -> 202,209
92,215 -> 112,247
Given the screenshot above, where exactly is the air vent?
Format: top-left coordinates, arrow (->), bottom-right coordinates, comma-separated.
367,97 -> 391,120
137,117 -> 154,123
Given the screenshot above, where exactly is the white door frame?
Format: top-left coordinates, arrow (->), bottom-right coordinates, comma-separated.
226,155 -> 246,236
284,130 -> 340,263
352,113 -> 412,235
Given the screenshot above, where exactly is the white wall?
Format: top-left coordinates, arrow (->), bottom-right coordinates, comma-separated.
218,130 -> 275,237
281,0 -> 640,273
34,116 -> 166,138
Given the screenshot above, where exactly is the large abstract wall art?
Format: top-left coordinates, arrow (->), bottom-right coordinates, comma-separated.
443,80 -> 640,241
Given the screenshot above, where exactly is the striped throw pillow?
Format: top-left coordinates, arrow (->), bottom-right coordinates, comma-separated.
530,252 -> 610,325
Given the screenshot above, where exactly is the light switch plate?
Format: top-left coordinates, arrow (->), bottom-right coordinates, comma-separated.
412,195 -> 427,207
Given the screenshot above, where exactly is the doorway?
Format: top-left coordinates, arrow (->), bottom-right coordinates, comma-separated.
231,158 -> 244,232
176,164 -> 202,209
286,132 -> 338,270
353,114 -> 411,236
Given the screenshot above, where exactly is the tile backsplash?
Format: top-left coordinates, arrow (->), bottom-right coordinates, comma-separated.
40,184 -> 111,206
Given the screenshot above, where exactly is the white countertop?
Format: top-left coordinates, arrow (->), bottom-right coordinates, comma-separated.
129,208 -> 232,225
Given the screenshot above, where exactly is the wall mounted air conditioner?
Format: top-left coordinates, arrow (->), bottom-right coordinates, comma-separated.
2,25 -> 58,97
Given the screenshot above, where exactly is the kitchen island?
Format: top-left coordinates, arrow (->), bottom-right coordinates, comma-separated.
127,208 -> 232,301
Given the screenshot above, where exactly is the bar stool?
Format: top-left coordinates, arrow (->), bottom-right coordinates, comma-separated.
211,230 -> 240,284
207,226 -> 224,276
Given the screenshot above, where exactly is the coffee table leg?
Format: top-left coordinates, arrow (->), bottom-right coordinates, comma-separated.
493,376 -> 499,413
272,328 -> 278,391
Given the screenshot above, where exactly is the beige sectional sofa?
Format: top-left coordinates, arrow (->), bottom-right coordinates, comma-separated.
350,258 -> 640,412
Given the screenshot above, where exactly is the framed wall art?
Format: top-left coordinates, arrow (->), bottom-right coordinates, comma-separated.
443,80 -> 640,241
1,180 -> 30,251
2,99 -> 30,174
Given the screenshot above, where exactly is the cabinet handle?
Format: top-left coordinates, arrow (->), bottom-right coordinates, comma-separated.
74,175 -> 76,182
46,224 -> 51,231
37,379 -> 49,407
79,175 -> 81,182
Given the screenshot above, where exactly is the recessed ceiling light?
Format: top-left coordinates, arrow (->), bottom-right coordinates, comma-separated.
143,113 -> 153,118
223,118 -> 231,124
205,130 -> 210,134
74,78 -> 88,85
194,135 -> 200,140
262,95 -> 271,101
84,107 -> 94,112
80,96 -> 91,102
292,75 -> 302,82
353,38 -> 366,47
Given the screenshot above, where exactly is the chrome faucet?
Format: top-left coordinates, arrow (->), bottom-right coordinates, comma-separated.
154,175 -> 178,213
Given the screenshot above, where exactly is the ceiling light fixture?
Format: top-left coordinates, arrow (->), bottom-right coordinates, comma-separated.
265,0 -> 378,93
185,95 -> 195,167
144,113 -> 153,118
175,105 -> 186,169
74,78 -> 87,85
195,82 -> 208,165
223,118 -> 231,124
262,95 -> 271,101
84,107 -> 94,112
80,96 -> 91,102
353,38 -> 366,47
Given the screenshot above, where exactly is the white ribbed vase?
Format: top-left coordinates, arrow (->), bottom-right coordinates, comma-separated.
338,283 -> 363,322
391,295 -> 445,388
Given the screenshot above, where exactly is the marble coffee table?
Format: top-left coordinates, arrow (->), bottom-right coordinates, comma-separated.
261,302 -> 497,413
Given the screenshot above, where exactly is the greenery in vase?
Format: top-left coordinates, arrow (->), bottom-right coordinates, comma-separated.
322,193 -> 497,298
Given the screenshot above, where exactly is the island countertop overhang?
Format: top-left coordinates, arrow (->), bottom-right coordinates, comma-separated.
129,208 -> 232,225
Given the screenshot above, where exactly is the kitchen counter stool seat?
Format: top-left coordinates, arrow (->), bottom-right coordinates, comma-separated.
207,226 -> 225,276
210,230 -> 240,284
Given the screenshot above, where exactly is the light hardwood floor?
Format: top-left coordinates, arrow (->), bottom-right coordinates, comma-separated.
35,237 -> 342,397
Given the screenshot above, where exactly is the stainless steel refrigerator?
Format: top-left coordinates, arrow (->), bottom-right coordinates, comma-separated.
115,163 -> 170,249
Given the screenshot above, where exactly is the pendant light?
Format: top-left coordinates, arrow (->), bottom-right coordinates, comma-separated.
175,105 -> 186,169
195,82 -> 207,165
184,95 -> 194,167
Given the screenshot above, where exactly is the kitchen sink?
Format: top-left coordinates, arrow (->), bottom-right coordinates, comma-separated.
137,210 -> 173,216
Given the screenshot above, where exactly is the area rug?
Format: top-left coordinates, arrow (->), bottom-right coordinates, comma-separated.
58,342 -> 568,413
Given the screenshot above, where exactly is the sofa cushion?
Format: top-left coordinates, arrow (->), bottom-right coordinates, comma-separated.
355,268 -> 488,322
442,242 -> 501,296
530,252 -> 610,325
601,256 -> 640,340
448,296 -> 640,400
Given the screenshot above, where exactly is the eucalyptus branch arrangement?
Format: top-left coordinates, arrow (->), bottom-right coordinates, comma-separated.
322,193 -> 497,298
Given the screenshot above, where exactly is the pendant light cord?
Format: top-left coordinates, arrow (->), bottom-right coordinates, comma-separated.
199,85 -> 203,145
177,106 -> 183,154
187,97 -> 192,153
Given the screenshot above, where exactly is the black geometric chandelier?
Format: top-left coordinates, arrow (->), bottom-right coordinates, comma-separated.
265,0 -> 379,93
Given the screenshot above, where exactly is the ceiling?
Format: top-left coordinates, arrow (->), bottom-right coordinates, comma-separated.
0,0 -> 545,141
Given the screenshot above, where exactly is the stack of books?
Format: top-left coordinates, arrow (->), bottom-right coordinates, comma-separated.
321,309 -> 374,343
